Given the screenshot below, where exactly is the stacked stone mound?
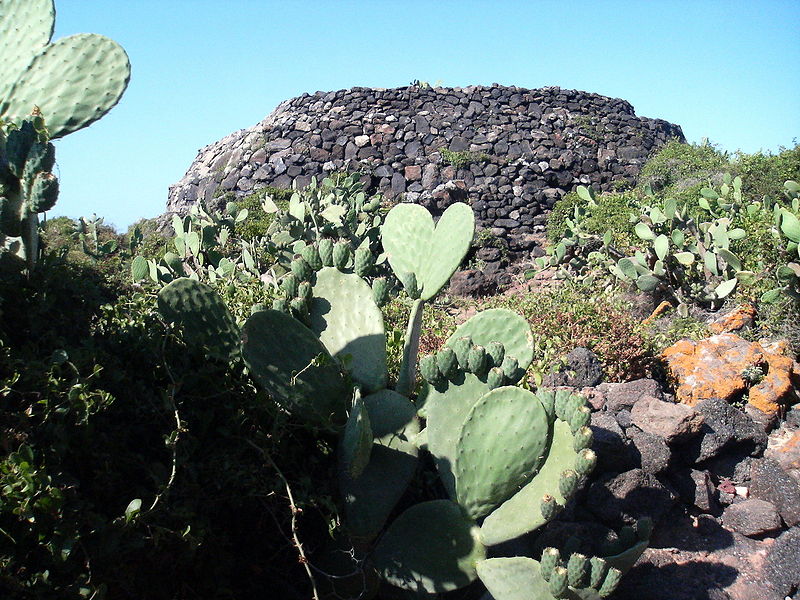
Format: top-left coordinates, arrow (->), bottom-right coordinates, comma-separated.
167,84 -> 683,252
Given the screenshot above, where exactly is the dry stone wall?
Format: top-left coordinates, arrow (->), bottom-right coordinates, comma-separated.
167,84 -> 683,250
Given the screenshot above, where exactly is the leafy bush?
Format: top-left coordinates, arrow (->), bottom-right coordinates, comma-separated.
233,187 -> 292,241
734,144 -> 800,204
484,284 -> 658,382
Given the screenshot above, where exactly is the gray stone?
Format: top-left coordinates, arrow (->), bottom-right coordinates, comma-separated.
627,428 -> 671,473
598,378 -> 664,412
542,347 -> 603,388
670,468 -> 717,513
590,413 -> 635,473
630,397 -> 704,444
722,499 -> 782,537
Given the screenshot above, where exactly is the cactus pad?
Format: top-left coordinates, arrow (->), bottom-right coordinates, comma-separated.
444,309 -> 534,375
422,372 -> 494,498
308,267 -> 387,393
455,386 -> 549,520
0,0 -> 53,104
480,416 -> 582,546
157,278 -> 240,361
339,389 -> 419,543
372,500 -> 486,593
2,33 -> 131,138
242,310 -> 348,427
477,557 -> 556,600
341,395 -> 372,479
382,202 -> 475,301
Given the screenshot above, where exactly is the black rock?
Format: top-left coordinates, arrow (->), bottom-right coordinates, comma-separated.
682,398 -> 767,464
765,526 -> 800,596
590,413 -> 635,473
542,347 -> 603,388
722,498 -> 782,537
587,468 -> 677,527
668,468 -> 718,514
627,428 -> 671,474
749,457 -> 800,526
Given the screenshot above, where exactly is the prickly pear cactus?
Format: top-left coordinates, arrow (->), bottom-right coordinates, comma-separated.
157,278 -> 241,362
0,115 -> 57,270
242,309 -> 349,428
308,267 -> 387,393
477,518 -> 652,599
382,202 -> 475,301
0,0 -> 131,138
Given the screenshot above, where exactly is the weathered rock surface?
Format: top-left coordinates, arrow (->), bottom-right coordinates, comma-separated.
661,333 -> 800,414
749,457 -> 800,526
630,396 -> 704,443
167,85 -> 683,250
722,498 -> 783,537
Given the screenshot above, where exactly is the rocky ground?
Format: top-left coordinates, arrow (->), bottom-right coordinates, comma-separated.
450,267 -> 800,600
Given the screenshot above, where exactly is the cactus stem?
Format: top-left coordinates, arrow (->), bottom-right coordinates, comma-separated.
396,298 -> 424,397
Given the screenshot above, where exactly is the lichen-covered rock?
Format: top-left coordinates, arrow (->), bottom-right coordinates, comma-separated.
661,333 -> 799,414
709,304 -> 756,334
167,85 -> 683,246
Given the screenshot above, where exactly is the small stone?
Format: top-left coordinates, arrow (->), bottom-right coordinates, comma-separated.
590,413 -> 635,473
669,468 -> 717,513
722,499 -> 782,536
630,397 -> 704,444
404,165 -> 422,181
354,135 -> 370,147
542,347 -> 603,388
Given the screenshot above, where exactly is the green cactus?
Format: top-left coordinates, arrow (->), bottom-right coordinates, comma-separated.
156,278 -> 240,361
0,116 -> 58,270
0,0 -> 130,139
382,201 -> 475,301
372,499 -> 486,593
476,518 -> 652,600
339,389 -> 419,544
242,309 -> 349,428
341,393 -> 372,479
308,267 -> 387,393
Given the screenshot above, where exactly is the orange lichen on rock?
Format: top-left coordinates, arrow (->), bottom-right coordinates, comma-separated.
642,300 -> 674,326
709,304 -> 756,334
661,333 -> 799,414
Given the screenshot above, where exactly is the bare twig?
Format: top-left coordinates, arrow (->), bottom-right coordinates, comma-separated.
245,439 -> 320,600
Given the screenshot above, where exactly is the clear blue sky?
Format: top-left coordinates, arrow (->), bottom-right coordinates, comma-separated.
48,0 -> 800,230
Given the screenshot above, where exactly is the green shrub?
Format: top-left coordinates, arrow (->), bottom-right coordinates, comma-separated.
235,187 -> 292,241
484,284 -> 657,382
639,139 -> 730,193
439,147 -> 489,169
734,144 -> 800,204
546,191 -> 581,243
